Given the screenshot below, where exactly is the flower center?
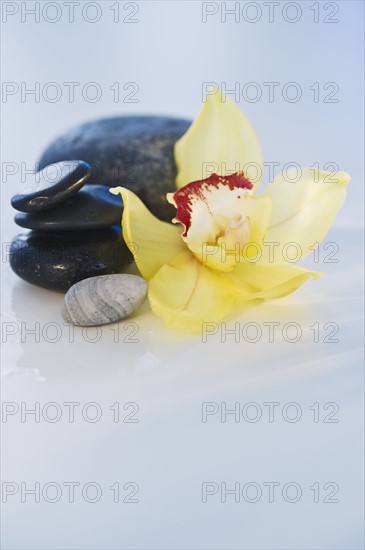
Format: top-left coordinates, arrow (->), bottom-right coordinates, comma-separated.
216,213 -> 250,252
168,173 -> 255,272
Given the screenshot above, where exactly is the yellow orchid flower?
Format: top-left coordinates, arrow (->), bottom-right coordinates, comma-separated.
110,91 -> 350,332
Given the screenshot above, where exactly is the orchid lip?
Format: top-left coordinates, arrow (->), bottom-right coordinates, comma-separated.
168,172 -> 254,238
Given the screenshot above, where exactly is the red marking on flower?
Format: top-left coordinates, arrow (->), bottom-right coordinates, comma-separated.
172,173 -> 253,236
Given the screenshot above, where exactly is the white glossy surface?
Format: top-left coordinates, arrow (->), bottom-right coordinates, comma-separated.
1,228 -> 364,550
1,2 -> 364,549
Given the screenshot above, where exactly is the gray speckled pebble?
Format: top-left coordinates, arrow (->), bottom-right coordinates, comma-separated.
62,274 -> 147,327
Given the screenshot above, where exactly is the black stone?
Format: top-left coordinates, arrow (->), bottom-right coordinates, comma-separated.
9,228 -> 133,292
11,160 -> 91,212
14,185 -> 123,231
38,116 -> 191,222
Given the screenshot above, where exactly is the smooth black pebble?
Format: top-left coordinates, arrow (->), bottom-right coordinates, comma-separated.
9,228 -> 133,292
11,160 -> 92,212
38,116 -> 191,221
14,185 -> 123,231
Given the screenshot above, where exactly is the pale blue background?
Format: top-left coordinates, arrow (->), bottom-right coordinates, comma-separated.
1,2 -> 364,549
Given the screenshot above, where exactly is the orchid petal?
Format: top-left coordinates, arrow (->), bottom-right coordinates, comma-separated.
227,262 -> 322,301
148,251 -> 237,332
175,89 -> 263,191
262,169 -> 350,260
110,187 -> 185,280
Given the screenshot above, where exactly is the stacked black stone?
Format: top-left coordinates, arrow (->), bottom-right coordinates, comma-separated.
10,161 -> 131,291
9,115 -> 191,292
